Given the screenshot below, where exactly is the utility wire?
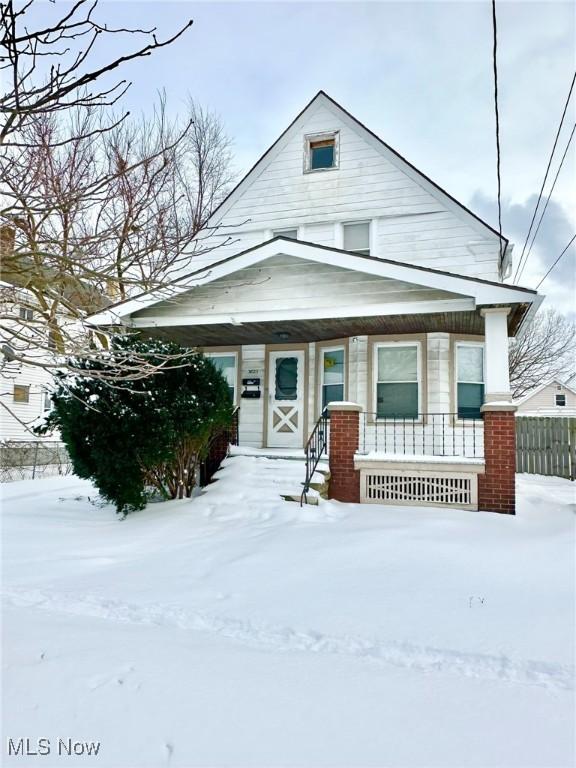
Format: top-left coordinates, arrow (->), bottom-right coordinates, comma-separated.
513,71 -> 576,283
491,0 -> 503,263
535,234 -> 576,290
516,122 -> 576,285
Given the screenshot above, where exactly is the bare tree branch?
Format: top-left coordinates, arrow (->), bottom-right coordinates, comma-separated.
509,308 -> 576,398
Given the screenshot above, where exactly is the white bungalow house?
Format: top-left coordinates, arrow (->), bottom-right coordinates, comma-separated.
89,91 -> 541,513
515,379 -> 576,416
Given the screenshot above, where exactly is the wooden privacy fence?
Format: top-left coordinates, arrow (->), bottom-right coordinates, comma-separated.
516,417 -> 576,480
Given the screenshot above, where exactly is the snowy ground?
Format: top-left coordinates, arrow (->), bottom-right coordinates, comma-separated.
2,456 -> 575,767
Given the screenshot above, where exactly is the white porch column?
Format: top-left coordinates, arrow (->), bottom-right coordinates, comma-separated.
481,307 -> 512,403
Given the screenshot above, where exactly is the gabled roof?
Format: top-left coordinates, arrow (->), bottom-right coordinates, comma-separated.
515,378 -> 576,405
206,90 -> 509,250
87,236 -> 537,327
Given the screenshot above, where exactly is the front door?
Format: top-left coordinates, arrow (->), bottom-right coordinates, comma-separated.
267,350 -> 305,448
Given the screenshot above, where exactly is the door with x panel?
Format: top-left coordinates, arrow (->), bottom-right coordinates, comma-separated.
267,350 -> 305,448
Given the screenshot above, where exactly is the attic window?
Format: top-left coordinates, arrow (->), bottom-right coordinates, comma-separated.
555,394 -> 566,407
273,228 -> 298,240
343,221 -> 370,255
304,132 -> 339,173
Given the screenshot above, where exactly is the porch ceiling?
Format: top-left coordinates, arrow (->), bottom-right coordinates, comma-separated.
141,305 -> 530,347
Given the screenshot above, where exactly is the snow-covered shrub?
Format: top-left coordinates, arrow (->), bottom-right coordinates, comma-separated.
37,336 -> 234,514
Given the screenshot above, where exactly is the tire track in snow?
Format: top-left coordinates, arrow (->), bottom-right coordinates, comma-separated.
4,587 -> 573,691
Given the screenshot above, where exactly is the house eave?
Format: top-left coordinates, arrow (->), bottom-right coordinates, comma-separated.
86,237 -> 539,329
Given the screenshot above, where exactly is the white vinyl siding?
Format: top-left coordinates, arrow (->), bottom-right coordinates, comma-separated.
135,255 -> 460,321
178,100 -> 502,282
516,382 -> 576,414
239,345 -> 265,447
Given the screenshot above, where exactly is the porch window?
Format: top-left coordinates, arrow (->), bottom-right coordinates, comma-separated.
343,222 -> 370,255
375,343 -> 419,419
205,353 -> 237,404
456,343 -> 484,419
321,347 -> 345,410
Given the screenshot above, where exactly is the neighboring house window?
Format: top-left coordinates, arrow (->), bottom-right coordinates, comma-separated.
13,384 -> 30,404
343,222 -> 370,255
19,306 -> 33,321
375,343 -> 420,419
321,347 -> 345,410
555,394 -> 566,407
43,390 -> 52,411
456,343 -> 484,419
273,228 -> 298,240
205,353 -> 237,404
304,132 -> 339,172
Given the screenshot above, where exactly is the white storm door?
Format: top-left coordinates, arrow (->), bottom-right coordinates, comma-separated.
267,350 -> 305,448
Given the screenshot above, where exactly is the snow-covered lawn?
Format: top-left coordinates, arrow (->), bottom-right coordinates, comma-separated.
2,457 -> 575,767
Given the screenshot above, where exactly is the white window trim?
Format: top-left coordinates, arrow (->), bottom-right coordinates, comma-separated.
204,351 -> 239,406
42,389 -> 52,412
373,341 -> 422,421
342,219 -> 371,255
303,131 -> 340,174
454,341 -> 485,422
319,345 -> 346,413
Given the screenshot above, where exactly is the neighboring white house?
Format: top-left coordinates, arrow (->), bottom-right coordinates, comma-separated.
89,91 -> 541,511
0,283 -> 60,441
515,379 -> 576,416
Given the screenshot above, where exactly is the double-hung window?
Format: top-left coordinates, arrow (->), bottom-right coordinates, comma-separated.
343,222 -> 370,255
555,394 -> 566,407
375,343 -> 420,419
320,347 -> 345,410
205,353 -> 238,405
456,343 -> 484,419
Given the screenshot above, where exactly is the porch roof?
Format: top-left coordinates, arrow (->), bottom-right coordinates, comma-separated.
87,237 -> 540,340
141,306 -> 529,347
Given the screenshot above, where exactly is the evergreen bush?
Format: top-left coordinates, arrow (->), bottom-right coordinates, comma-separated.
38,336 -> 234,514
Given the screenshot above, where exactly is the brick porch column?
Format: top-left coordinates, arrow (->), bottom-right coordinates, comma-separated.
478,403 -> 517,514
327,402 -> 362,503
478,307 -> 517,514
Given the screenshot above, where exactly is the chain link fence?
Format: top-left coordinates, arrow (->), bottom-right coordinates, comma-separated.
0,441 -> 72,482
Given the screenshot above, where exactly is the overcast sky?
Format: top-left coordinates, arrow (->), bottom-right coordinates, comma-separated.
26,0 -> 576,315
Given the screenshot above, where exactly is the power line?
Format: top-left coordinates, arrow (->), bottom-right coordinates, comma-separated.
491,0 -> 503,263
513,71 -> 576,283
516,122 -> 576,284
535,234 -> 576,290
